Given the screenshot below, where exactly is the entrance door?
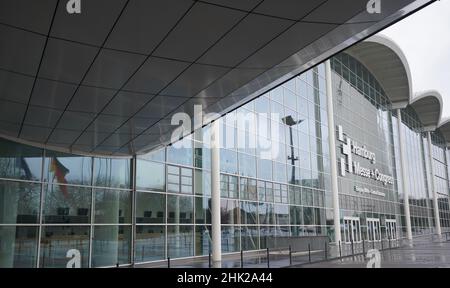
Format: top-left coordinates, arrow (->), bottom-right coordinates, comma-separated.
367,218 -> 381,242
386,220 -> 397,240
343,217 -> 361,243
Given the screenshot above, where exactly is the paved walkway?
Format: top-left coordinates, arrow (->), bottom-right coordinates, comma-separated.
292,235 -> 450,268
134,235 -> 450,268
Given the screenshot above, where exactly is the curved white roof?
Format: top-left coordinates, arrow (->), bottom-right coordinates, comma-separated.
345,34 -> 413,105
410,90 -> 443,129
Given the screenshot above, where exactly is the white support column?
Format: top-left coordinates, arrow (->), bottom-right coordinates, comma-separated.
325,60 -> 341,245
396,109 -> 413,241
427,131 -> 442,236
210,120 -> 221,267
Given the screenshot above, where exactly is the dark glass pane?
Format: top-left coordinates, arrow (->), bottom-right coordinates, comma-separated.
94,189 -> 132,224
258,203 -> 274,225
241,226 -> 259,251
92,225 -> 131,267
195,197 -> 211,224
303,207 -> 314,225
167,225 -> 193,258
220,199 -> 239,225
43,185 -> 91,224
240,201 -> 257,225
40,226 -> 89,268
136,160 -> 165,191
221,226 -> 240,253
0,138 -> 42,181
195,225 -> 211,256
194,170 -> 210,196
167,195 -> 193,224
94,158 -> 130,189
0,180 -> 40,224
136,192 -> 165,224
135,225 -> 165,262
290,206 -> 303,225
0,226 -> 38,268
44,154 -> 92,185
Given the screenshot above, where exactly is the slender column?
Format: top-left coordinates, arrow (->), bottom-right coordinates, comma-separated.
210,120 -> 221,267
427,131 -> 442,236
396,109 -> 413,241
325,60 -> 341,244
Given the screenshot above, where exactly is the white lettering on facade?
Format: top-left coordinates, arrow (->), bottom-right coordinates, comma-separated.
338,125 -> 393,187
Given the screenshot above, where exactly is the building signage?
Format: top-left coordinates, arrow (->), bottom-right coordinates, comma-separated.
338,125 -> 393,186
354,185 -> 386,198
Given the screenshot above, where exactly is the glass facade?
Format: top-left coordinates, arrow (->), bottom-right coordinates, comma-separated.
1,52 -> 449,267
331,53 -> 403,242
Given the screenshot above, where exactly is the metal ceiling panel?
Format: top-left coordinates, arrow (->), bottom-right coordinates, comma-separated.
105,0 -> 194,55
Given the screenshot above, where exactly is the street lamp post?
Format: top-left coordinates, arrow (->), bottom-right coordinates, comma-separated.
282,115 -> 303,185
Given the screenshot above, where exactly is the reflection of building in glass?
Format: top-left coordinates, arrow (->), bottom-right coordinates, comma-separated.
1,35 -> 450,268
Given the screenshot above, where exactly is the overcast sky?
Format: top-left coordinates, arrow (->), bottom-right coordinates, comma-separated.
380,0 -> 450,120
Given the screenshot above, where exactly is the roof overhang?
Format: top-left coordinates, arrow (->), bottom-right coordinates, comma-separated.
409,90 -> 443,129
345,34 -> 413,105
0,0 -> 435,156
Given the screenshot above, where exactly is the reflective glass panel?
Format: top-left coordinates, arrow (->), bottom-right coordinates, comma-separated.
167,195 -> 193,224
94,158 -> 130,189
0,180 -> 40,224
136,160 -> 165,192
135,225 -> 165,262
44,154 -> 91,185
39,226 -> 90,268
167,225 -> 193,258
136,192 -> 165,224
0,226 -> 38,268
94,189 -> 132,224
91,225 -> 131,267
43,185 -> 91,224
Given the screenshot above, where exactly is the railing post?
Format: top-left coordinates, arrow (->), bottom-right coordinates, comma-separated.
324,242 -> 327,260
240,250 -> 243,268
267,248 -> 270,268
308,244 -> 311,263
209,251 -> 211,268
289,245 -> 292,266
362,240 -> 365,255
381,239 -> 384,251
351,239 -> 354,260
339,241 -> 342,260
389,237 -> 391,250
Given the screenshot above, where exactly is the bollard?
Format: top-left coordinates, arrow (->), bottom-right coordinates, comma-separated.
289,245 -> 292,266
339,241 -> 342,260
372,239 -> 375,249
267,248 -> 270,268
324,242 -> 327,260
388,237 -> 391,250
381,239 -> 384,251
308,244 -> 311,263
241,250 -> 243,268
362,240 -> 365,255
167,257 -> 170,268
116,263 -> 119,268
